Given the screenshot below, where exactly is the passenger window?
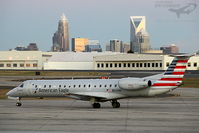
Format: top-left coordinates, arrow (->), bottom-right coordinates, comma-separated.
115,84 -> 117,87
104,85 -> 107,87
74,85 -> 76,88
64,85 -> 66,88
35,85 -> 37,88
110,84 -> 112,87
44,85 -> 46,88
59,85 -> 61,88
49,85 -> 51,88
84,85 -> 86,87
88,84 -> 91,88
79,85 -> 81,87
99,85 -> 102,87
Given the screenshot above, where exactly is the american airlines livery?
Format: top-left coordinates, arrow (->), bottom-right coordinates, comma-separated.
7,55 -> 192,108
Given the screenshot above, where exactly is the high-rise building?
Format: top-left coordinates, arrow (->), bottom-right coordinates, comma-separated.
110,39 -> 123,52
130,16 -> 150,53
72,38 -> 89,52
52,14 -> 69,52
106,44 -> 111,51
27,43 -> 39,51
85,45 -> 102,52
85,40 -> 102,52
14,43 -> 39,51
122,43 -> 130,53
14,46 -> 27,51
160,44 -> 179,54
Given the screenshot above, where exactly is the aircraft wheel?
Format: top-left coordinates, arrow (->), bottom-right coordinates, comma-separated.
16,102 -> 22,107
112,101 -> 120,108
92,103 -> 101,108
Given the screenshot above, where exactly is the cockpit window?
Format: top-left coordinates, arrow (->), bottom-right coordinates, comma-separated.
19,84 -> 24,88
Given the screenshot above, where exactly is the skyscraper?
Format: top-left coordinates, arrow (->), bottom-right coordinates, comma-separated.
85,40 -> 102,52
160,44 -> 179,54
110,39 -> 123,52
71,38 -> 89,52
52,14 -> 69,52
130,16 -> 150,53
122,43 -> 130,53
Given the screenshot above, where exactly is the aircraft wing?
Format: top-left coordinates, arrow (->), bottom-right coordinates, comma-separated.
67,92 -> 126,101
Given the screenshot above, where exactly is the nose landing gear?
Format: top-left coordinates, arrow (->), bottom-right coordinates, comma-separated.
16,102 -> 22,106
16,97 -> 22,107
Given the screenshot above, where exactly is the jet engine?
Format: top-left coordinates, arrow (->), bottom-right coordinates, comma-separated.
118,78 -> 152,91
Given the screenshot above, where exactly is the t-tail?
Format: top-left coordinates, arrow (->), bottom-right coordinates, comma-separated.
151,54 -> 192,91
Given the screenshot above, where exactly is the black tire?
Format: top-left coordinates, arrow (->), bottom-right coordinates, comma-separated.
112,102 -> 120,108
116,102 -> 120,108
92,103 -> 101,108
16,102 -> 22,106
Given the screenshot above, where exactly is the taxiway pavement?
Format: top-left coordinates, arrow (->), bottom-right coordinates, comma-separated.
0,88 -> 199,133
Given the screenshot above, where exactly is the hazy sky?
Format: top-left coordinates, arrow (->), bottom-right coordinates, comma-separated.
0,0 -> 198,52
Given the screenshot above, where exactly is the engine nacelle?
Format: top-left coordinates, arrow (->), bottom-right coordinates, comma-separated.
118,78 -> 151,91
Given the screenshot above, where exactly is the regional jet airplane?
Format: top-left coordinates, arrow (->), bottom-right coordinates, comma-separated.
7,55 -> 192,108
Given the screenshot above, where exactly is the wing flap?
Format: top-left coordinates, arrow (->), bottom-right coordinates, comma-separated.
67,92 -> 125,100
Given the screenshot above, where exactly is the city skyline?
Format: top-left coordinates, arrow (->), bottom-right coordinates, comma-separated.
0,0 -> 199,53
52,14 -> 70,52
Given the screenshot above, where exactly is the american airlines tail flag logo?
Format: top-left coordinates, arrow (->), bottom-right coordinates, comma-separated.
152,55 -> 191,89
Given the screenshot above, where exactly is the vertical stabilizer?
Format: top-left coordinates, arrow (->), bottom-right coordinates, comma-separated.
151,54 -> 192,90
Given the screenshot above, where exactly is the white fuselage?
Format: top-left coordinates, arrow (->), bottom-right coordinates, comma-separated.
9,78 -> 171,101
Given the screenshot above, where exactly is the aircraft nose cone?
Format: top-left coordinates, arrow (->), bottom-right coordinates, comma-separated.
6,90 -> 12,96
6,89 -> 15,97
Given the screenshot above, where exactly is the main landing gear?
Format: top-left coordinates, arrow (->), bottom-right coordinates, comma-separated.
92,103 -> 101,108
111,100 -> 120,108
90,98 -> 120,108
16,97 -> 22,107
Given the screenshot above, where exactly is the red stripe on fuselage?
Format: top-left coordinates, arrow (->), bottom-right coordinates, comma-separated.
160,78 -> 183,81
152,83 -> 178,86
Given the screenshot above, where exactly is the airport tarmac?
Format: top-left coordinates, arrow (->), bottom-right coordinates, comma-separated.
0,88 -> 199,133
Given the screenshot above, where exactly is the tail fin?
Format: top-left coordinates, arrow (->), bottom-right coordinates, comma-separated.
151,54 -> 192,90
